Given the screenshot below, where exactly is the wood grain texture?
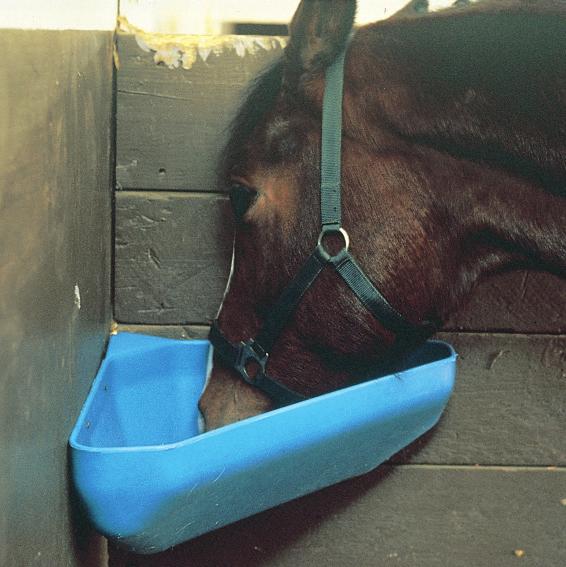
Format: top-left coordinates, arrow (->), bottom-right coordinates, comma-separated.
116,327 -> 566,467
108,465 -> 566,567
117,323 -> 210,339
114,191 -> 233,324
392,332 -> 566,466
0,30 -> 113,567
116,34 -> 284,191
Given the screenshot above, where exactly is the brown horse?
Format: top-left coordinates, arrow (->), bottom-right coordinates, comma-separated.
199,0 -> 566,430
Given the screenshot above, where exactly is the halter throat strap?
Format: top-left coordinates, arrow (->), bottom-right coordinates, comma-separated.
209,42 -> 438,407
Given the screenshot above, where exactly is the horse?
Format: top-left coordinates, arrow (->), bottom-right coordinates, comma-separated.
198,0 -> 566,431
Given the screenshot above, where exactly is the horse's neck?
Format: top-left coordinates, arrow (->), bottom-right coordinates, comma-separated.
356,4 -> 566,316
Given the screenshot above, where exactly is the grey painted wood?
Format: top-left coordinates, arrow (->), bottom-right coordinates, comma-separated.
108,465 -> 566,567
116,33 -> 284,191
114,191 -> 233,324
117,324 -> 210,339
116,327 -> 566,467
392,332 -> 566,466
0,30 -> 113,567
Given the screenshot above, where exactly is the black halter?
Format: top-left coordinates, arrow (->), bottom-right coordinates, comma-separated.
209,44 -> 438,407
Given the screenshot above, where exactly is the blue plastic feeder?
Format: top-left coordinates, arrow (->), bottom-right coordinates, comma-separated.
69,332 -> 456,553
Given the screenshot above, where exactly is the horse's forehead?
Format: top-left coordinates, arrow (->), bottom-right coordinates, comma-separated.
240,105 -> 317,173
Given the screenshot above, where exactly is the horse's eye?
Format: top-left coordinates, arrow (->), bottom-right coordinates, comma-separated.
229,184 -> 258,222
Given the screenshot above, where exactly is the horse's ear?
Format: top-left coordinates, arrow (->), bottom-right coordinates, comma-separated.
285,0 -> 356,84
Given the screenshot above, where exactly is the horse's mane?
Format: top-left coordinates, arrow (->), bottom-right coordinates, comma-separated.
220,59 -> 284,186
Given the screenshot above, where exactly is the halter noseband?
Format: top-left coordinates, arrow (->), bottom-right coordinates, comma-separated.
209,43 -> 438,407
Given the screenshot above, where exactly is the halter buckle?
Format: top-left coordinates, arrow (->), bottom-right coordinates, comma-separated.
235,339 -> 269,385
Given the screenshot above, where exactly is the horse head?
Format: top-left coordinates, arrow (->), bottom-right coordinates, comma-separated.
199,0 -> 566,430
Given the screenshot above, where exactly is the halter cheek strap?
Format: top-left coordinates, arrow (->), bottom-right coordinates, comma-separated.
209,43 -> 438,407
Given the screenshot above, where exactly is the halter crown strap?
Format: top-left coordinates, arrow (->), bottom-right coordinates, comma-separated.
320,47 -> 347,230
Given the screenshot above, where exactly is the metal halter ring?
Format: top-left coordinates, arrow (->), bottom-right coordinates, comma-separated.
317,227 -> 350,258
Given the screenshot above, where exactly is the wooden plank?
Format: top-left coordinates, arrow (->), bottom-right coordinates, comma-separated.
114,191 -> 233,324
108,465 -> 566,567
392,332 -> 566,466
117,327 -> 566,467
116,33 -> 284,191
117,323 -> 209,339
113,192 -> 566,331
0,30 -> 112,567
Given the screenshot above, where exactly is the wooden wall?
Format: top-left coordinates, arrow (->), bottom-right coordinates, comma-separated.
0,30 -> 113,566
112,32 -> 566,566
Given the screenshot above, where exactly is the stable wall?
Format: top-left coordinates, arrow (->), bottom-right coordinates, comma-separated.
0,28 -> 114,567
111,30 -> 566,566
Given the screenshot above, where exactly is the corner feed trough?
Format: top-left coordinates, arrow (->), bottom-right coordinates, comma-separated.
70,332 -> 457,553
